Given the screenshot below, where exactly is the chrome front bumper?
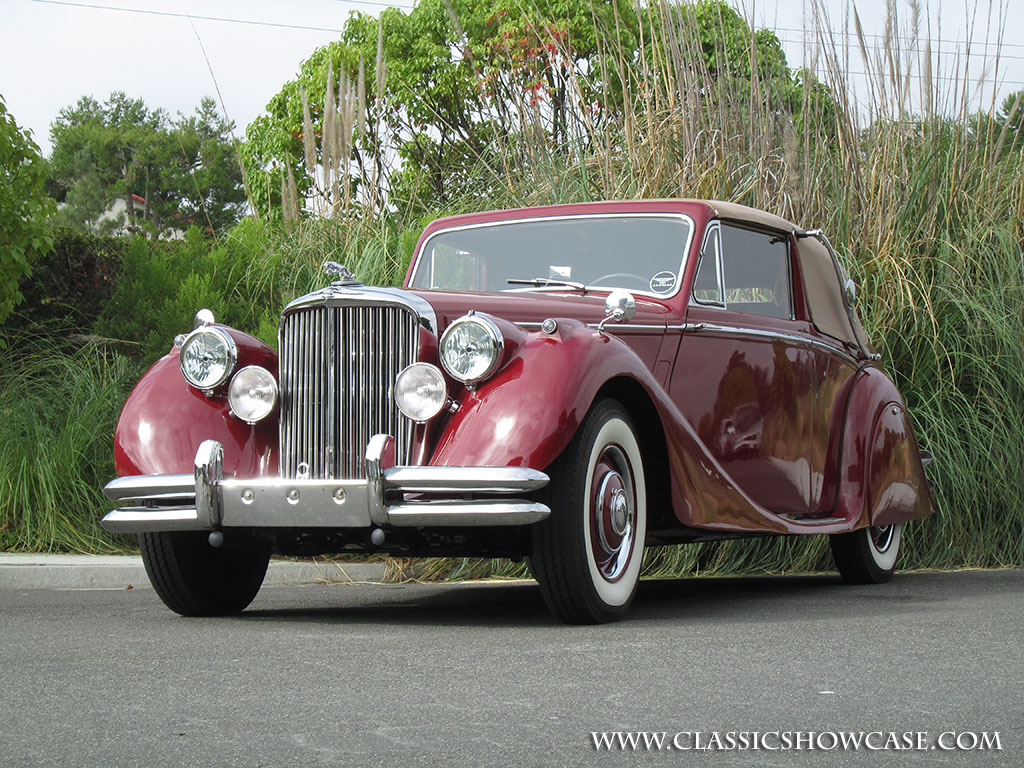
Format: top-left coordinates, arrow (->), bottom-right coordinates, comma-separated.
101,435 -> 551,534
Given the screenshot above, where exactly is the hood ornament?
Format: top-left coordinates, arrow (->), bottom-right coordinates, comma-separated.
323,261 -> 361,286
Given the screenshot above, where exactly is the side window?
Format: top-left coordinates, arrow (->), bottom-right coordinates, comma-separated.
720,224 -> 792,319
691,225 -> 724,305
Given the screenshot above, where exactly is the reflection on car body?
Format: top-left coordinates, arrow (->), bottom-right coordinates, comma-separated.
102,200 -> 935,623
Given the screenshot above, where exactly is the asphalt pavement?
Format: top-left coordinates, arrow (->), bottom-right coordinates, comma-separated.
1,568 -> 1020,767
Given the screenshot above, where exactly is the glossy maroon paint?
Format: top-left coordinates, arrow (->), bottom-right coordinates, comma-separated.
113,198 -> 934,541
114,327 -> 278,477
832,367 -> 933,527
429,319 -> 651,469
404,199 -> 934,537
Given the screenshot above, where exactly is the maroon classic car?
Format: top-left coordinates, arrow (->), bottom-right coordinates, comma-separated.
102,200 -> 935,623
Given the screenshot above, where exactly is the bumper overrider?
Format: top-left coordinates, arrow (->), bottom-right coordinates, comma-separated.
101,435 -> 551,534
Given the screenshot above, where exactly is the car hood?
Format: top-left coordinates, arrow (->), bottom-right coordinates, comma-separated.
406,288 -> 670,331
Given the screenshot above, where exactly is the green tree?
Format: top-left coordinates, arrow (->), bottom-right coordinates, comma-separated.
49,93 -> 245,237
244,0 -> 828,217
243,0 -> 641,216
1,95 -> 55,326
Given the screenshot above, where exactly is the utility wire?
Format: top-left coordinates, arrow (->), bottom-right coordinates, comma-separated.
330,0 -> 413,7
28,0 -> 350,32
26,0 -> 1024,86
775,34 -> 1024,61
771,25 -> 1024,51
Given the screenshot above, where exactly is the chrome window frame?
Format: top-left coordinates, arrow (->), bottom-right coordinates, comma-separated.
693,221 -> 795,321
690,221 -> 725,309
408,212 -> 697,301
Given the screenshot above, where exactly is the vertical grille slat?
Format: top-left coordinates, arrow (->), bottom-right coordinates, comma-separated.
279,303 -> 418,479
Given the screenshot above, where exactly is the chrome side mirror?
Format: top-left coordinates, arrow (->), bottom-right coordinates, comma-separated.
598,290 -> 637,331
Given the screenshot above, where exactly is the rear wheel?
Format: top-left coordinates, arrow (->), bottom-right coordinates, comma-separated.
829,523 -> 903,584
138,532 -> 270,616
530,399 -> 646,624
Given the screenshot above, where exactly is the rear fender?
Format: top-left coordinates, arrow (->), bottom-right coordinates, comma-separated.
833,367 -> 935,527
114,327 -> 278,477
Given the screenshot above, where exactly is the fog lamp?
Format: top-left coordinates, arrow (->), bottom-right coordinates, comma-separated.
228,365 -> 278,424
395,363 -> 447,422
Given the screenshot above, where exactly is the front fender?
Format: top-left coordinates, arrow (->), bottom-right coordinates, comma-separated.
427,319 -> 815,535
114,327 -> 278,477
429,319 -> 648,470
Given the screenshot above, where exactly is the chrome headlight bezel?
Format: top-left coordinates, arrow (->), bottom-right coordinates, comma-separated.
439,314 -> 504,385
178,327 -> 238,391
227,365 -> 278,424
394,362 -> 448,423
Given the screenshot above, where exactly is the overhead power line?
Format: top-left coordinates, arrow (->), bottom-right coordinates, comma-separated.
28,0 -> 359,32
330,0 -> 413,7
777,36 -> 1024,62
772,25 -> 1024,52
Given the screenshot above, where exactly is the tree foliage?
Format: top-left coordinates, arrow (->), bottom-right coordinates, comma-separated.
1,95 -> 55,326
244,0 -> 816,218
48,93 -> 246,237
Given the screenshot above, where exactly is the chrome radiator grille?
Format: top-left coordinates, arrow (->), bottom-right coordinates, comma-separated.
279,304 -> 418,479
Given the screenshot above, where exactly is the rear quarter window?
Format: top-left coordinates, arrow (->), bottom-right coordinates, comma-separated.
719,224 -> 793,319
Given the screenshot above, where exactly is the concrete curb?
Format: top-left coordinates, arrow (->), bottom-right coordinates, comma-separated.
0,554 -> 387,590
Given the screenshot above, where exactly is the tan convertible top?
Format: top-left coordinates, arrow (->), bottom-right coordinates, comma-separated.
705,200 -> 871,353
794,235 -> 872,352
708,200 -> 797,233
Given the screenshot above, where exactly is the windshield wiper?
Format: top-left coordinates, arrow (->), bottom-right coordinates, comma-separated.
506,277 -> 587,292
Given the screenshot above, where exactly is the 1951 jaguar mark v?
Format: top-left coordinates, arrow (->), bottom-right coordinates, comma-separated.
102,200 -> 935,623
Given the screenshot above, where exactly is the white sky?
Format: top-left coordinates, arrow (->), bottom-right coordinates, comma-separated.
1,0 -> 1021,157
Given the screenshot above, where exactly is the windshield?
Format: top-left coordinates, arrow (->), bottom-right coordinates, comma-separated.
409,214 -> 694,296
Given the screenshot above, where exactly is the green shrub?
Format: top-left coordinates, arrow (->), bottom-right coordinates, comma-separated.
6,229 -> 125,335
0,341 -> 137,552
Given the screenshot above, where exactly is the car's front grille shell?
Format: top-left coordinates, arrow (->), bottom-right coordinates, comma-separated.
278,304 -> 418,479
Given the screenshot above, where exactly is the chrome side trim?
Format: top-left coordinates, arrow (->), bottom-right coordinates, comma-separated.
682,321 -> 859,364
587,323 -> 665,333
516,323 -> 667,335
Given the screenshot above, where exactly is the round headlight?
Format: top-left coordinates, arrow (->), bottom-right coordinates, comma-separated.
179,328 -> 238,390
228,365 -> 278,424
395,363 -> 447,422
439,314 -> 504,384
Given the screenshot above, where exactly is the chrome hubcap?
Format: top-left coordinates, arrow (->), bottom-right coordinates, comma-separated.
590,446 -> 635,582
870,524 -> 895,553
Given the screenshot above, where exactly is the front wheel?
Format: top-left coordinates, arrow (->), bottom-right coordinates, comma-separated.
138,532 -> 270,616
829,523 -> 903,584
530,399 -> 646,624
